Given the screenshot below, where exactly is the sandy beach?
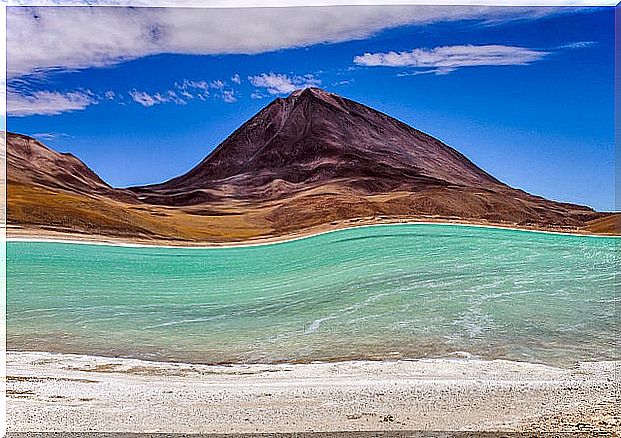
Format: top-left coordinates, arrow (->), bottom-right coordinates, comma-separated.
6,351 -> 619,434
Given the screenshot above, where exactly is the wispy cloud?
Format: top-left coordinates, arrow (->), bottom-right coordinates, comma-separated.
175,79 -> 210,100
396,70 -> 444,77
557,40 -> 596,49
7,6 -> 571,78
333,79 -> 354,86
249,73 -> 321,95
30,132 -> 73,141
129,79 -> 237,107
8,75 -> 238,116
354,44 -> 550,75
128,91 -> 164,107
129,89 -> 186,107
210,80 -> 225,89
231,74 -> 241,84
221,90 -> 237,103
30,133 -> 56,141
7,89 -> 97,116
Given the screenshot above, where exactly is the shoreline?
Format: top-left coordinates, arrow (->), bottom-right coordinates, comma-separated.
6,217 -> 619,249
2,347 -> 581,369
7,351 -> 619,433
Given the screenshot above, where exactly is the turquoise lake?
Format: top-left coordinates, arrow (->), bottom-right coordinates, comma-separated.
7,224 -> 619,367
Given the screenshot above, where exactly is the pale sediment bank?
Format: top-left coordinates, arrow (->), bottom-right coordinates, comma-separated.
6,217 -> 618,249
6,351 -> 620,434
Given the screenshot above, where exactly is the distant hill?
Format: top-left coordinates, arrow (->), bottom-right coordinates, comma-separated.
7,88 -> 618,243
9,132 -> 113,196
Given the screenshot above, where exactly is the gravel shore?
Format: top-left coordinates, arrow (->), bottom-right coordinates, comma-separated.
6,352 -> 619,434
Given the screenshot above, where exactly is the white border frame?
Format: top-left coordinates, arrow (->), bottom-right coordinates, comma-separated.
0,1 -> 617,436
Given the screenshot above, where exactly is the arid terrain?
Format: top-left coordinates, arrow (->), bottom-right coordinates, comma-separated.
7,88 -> 619,244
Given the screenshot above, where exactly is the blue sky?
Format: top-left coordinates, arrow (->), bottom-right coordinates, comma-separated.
6,6 -> 615,211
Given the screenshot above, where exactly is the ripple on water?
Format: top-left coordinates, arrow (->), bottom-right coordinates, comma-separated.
7,224 -> 618,367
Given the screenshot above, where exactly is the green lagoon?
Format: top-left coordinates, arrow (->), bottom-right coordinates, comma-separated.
7,224 -> 619,367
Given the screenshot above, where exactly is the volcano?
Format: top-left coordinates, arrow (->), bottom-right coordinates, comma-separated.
133,87 -> 504,204
6,88 -> 617,242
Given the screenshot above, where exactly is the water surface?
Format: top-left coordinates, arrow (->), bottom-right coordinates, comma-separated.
7,224 -> 619,367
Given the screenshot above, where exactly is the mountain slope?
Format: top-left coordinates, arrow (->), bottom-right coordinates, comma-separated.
6,89 -> 618,242
8,133 -> 115,196
134,87 -> 505,204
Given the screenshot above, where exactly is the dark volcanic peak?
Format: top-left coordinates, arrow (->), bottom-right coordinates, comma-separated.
135,87 -> 503,204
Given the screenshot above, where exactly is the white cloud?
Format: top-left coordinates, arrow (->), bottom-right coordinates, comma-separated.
249,72 -> 321,95
333,79 -> 354,86
130,81 -> 239,106
396,69 -> 446,77
250,91 -> 265,99
176,79 -> 209,92
175,78 -> 229,100
7,89 -> 97,116
558,40 -> 595,49
354,44 -> 550,74
30,132 -> 73,142
210,79 -> 225,89
174,79 -> 216,101
7,6 -> 569,78
30,132 -> 56,141
178,89 -> 194,100
129,89 -> 187,106
165,90 -> 186,104
221,90 -> 237,103
231,73 -> 241,84
249,73 -> 297,94
129,90 -> 163,107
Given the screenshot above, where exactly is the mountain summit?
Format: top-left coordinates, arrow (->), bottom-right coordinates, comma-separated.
7,89 -> 617,242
